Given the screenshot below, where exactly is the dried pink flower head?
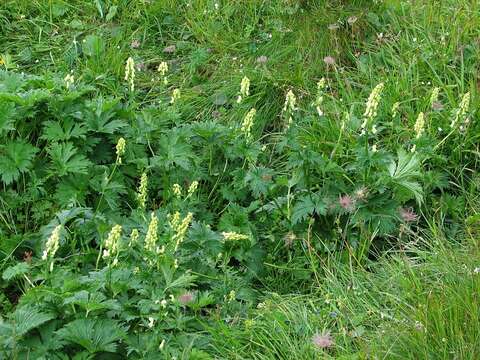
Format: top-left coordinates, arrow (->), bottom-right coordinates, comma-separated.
339,195 -> 355,212
135,62 -> 145,71
347,16 -> 358,25
163,45 -> 176,54
323,56 -> 336,65
256,55 -> 268,64
284,232 -> 296,247
354,187 -> 368,201
312,332 -> 334,349
431,101 -> 444,111
328,23 -> 340,31
131,39 -> 141,49
399,207 -> 418,222
178,292 -> 195,305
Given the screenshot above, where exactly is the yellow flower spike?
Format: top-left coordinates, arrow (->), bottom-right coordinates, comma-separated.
137,172 -> 148,208
129,229 -> 139,247
64,73 -> 74,89
241,108 -> 256,141
124,57 -> 135,92
361,82 -> 384,133
414,112 -> 425,139
172,183 -> 182,198
391,102 -> 400,118
222,231 -> 249,241
158,61 -> 169,84
157,61 -> 168,76
103,224 -> 122,261
115,137 -> 126,164
450,92 -> 470,128
283,90 -> 297,112
430,87 -> 440,106
237,76 -> 251,103
42,225 -> 62,264
145,212 -> 159,253
187,181 -> 199,197
170,88 -> 181,104
172,212 -> 193,251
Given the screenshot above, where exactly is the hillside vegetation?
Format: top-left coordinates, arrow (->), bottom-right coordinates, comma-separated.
0,0 -> 479,358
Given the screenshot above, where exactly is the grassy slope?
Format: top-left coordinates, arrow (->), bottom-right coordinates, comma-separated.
209,235 -> 480,359
1,0 -> 480,358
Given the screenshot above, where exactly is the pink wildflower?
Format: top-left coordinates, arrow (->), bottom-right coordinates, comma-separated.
399,207 -> 418,222
178,292 -> 195,305
339,195 -> 355,212
312,332 -> 334,349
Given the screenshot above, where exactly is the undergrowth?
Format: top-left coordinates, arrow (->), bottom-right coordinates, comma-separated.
0,0 -> 479,358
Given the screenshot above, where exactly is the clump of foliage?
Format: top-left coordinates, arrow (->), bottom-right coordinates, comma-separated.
0,0 -> 479,358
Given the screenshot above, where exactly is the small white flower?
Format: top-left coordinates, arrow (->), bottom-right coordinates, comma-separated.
147,317 -> 155,328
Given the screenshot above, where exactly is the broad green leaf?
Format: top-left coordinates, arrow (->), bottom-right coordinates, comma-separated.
0,101 -> 16,135
41,119 -> 87,142
48,142 -> 92,176
388,149 -> 423,204
291,193 -> 327,225
13,306 -> 54,337
2,262 -> 29,281
245,167 -> 274,198
56,318 -> 126,354
0,140 -> 38,184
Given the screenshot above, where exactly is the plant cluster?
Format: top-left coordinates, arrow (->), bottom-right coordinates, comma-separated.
0,0 -> 479,358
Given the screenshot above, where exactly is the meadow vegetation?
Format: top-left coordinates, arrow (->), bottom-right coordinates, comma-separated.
0,0 -> 479,358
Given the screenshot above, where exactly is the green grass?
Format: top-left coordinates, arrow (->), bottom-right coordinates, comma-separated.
0,0 -> 479,358
209,234 -> 480,359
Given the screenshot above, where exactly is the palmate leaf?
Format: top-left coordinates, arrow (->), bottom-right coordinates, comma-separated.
84,97 -> 125,134
63,290 -> 121,314
291,193 -> 327,225
0,101 -> 16,135
48,142 -> 92,176
56,318 -> 126,354
2,262 -> 29,281
0,139 -> 38,184
245,167 -> 274,198
152,133 -> 194,170
388,149 -> 423,204
41,119 -> 87,142
13,306 -> 55,337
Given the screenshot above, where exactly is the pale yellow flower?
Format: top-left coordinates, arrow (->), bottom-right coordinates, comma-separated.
391,102 -> 400,117
241,108 -> 256,140
103,224 -> 122,260
115,137 -> 126,164
222,231 -> 249,241
283,90 -> 297,112
125,57 -> 135,91
187,181 -> 198,197
361,83 -> 384,132
170,88 -> 181,104
64,73 -> 74,89
158,61 -> 169,84
450,92 -> 470,128
237,76 -> 251,103
145,212 -> 159,252
129,229 -> 139,247
170,212 -> 193,250
414,112 -> 425,138
42,225 -> 62,261
172,183 -> 182,198
137,172 -> 148,208
430,87 -> 440,106
314,78 -> 326,116
157,61 -> 168,76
